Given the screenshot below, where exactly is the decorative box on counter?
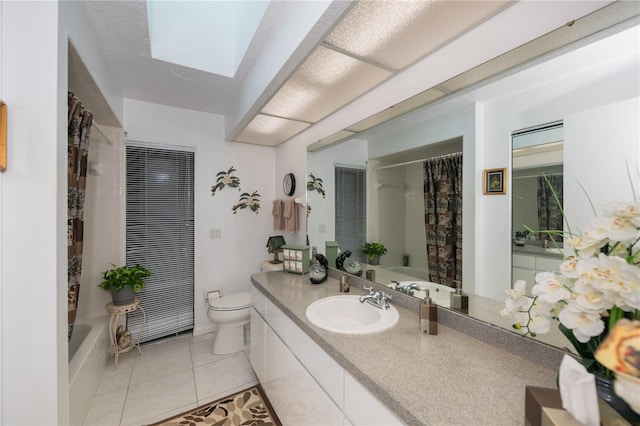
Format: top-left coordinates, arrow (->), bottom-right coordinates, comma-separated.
325,241 -> 340,268
282,245 -> 310,274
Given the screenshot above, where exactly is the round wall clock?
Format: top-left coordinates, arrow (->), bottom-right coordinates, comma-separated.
283,173 -> 296,196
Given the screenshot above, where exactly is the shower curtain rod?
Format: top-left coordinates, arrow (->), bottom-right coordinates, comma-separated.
374,151 -> 462,170
92,122 -> 116,146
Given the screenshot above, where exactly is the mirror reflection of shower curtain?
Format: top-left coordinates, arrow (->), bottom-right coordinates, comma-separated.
424,154 -> 462,286
67,92 -> 93,340
537,174 -> 563,243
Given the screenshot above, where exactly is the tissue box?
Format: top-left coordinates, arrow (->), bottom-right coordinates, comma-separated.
525,386 -> 564,426
524,386 -> 631,426
282,245 -> 310,274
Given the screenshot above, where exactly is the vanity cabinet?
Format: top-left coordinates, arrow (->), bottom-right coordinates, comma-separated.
250,284 -> 402,425
512,253 -> 561,293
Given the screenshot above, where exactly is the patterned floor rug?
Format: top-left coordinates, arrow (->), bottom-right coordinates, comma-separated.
148,384 -> 281,426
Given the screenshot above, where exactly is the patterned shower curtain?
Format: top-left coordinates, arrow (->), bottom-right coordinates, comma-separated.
424,154 -> 462,286
537,174 -> 563,244
68,92 -> 93,340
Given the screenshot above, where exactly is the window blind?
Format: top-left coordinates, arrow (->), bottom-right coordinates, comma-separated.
335,166 -> 366,262
125,144 -> 195,343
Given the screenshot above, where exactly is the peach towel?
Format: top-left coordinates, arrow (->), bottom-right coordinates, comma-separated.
272,199 -> 284,230
283,198 -> 298,233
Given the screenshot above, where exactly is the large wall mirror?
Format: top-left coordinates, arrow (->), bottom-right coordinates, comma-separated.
511,122 -> 564,295
305,21 -> 639,352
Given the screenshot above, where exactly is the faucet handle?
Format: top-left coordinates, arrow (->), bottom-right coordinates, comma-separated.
363,285 -> 375,294
382,291 -> 392,300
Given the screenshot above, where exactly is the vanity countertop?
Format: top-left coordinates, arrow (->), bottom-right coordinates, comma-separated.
251,271 -> 557,425
512,243 -> 564,258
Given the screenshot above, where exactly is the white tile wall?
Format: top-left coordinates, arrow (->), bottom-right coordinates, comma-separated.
77,125 -> 123,321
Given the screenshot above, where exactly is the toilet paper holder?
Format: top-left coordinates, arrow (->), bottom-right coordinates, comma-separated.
205,289 -> 223,301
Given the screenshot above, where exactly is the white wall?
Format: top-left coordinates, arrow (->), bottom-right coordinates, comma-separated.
564,97 -> 640,229
274,136 -> 308,247
372,165 -> 406,266
77,126 -> 123,321
123,99 -> 276,336
306,138 -> 368,254
0,2 -> 66,424
404,163 -> 428,270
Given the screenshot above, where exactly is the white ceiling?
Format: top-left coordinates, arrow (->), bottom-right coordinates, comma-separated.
78,1 -> 636,148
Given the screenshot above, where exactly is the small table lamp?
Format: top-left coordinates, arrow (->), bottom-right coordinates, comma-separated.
266,236 -> 286,264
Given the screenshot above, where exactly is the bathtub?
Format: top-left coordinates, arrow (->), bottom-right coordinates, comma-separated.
69,316 -> 110,426
383,266 -> 429,281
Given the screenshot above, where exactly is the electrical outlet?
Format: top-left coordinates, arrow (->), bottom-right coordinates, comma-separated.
209,228 -> 221,239
319,224 -> 326,233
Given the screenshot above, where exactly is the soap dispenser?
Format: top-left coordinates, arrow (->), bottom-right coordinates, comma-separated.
420,290 -> 437,335
450,280 -> 469,313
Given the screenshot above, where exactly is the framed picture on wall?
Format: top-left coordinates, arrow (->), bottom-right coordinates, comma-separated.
484,168 -> 506,195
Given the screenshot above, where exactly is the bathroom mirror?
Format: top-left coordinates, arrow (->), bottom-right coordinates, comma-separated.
511,122 -> 564,295
306,22 -> 640,352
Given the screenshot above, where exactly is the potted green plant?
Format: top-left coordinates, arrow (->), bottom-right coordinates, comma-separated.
361,242 -> 387,265
98,264 -> 151,305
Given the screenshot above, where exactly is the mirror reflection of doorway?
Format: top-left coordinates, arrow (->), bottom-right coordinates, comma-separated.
335,165 -> 366,262
511,121 -> 564,293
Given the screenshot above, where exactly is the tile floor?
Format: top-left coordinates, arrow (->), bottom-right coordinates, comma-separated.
82,333 -> 258,426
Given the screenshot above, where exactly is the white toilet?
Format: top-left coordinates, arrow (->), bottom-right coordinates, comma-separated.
207,292 -> 252,354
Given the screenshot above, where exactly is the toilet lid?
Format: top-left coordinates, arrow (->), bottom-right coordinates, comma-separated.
209,292 -> 252,311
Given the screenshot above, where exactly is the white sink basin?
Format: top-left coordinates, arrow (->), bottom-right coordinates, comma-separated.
305,295 -> 399,334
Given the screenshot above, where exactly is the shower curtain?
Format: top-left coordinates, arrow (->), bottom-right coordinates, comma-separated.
67,92 -> 93,340
424,154 -> 462,286
537,174 -> 563,243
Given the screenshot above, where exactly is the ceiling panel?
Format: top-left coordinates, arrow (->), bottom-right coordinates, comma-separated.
325,0 -> 511,70
261,46 -> 393,123
234,114 -> 310,146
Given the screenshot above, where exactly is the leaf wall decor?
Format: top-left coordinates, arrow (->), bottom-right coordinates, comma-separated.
211,166 -> 241,195
307,173 -> 325,198
232,191 -> 261,214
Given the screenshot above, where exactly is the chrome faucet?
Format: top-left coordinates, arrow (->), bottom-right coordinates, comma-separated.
403,283 -> 420,296
359,286 -> 393,310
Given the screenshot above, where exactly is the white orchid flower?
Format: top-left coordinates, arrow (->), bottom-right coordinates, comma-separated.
528,312 -> 552,334
502,280 -> 532,316
560,256 -> 580,279
532,272 -> 570,304
603,201 -> 640,227
558,302 -> 605,343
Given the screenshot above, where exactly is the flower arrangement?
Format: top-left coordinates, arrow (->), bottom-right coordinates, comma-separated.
502,200 -> 640,375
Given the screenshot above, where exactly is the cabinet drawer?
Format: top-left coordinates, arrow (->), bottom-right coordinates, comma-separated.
251,285 -> 266,316
536,256 -> 561,272
288,320 -> 344,409
265,298 -> 289,341
344,372 -> 403,426
513,254 -> 535,269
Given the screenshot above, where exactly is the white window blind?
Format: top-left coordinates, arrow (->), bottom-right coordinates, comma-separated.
125,145 -> 195,343
335,166 -> 366,262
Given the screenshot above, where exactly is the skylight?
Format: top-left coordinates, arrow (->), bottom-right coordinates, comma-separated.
147,1 -> 269,78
